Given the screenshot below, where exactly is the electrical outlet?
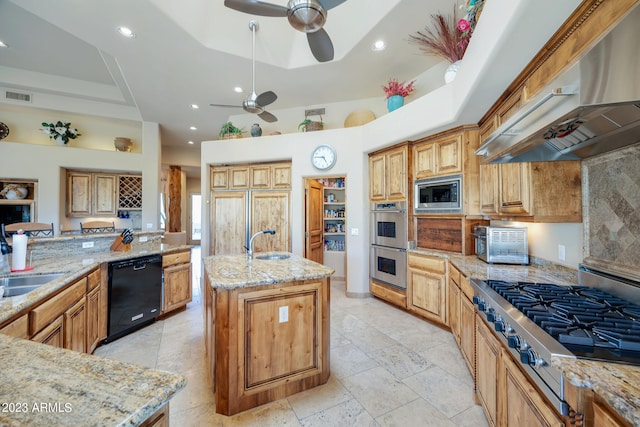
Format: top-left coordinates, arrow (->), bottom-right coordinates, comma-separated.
279,306 -> 289,323
139,236 -> 148,242
351,228 -> 359,236
146,223 -> 153,229
82,241 -> 94,249
558,244 -> 566,261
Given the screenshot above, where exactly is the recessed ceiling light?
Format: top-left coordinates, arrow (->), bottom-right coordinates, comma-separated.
190,126 -> 197,130
190,104 -> 199,109
116,26 -> 136,38
0,41 -> 7,48
372,40 -> 386,51
234,86 -> 243,93
188,140 -> 194,145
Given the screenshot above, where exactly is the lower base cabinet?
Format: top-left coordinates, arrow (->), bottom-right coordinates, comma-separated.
500,348 -> 564,426
476,314 -> 500,427
407,253 -> 447,326
31,316 -> 64,348
162,251 -> 193,315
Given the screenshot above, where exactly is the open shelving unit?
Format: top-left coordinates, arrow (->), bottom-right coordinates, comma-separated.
319,177 -> 346,281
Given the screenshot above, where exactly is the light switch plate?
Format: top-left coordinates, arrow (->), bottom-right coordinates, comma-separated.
279,306 -> 289,323
351,228 -> 359,236
139,236 -> 148,242
82,241 -> 94,249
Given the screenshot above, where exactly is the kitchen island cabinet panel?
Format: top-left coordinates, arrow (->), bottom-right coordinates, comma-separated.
0,313 -> 28,339
31,315 -> 64,348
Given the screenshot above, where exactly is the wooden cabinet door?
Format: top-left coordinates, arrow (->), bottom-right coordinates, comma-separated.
407,254 -> 447,326
414,142 -> 436,179
163,263 -> 193,313
64,297 -> 87,353
211,167 -> 229,190
435,135 -> 462,175
460,293 -> 475,377
448,277 -> 461,344
67,172 -> 92,216
250,192 -> 290,253
250,165 -> 271,189
32,316 -> 64,348
480,164 -> 499,214
386,147 -> 407,200
94,174 -> 117,215
229,167 -> 250,190
499,163 -> 531,215
272,164 -> 292,189
500,348 -> 564,427
211,192 -> 247,255
86,286 -> 101,353
476,314 -> 500,427
369,154 -> 386,201
593,400 -> 631,427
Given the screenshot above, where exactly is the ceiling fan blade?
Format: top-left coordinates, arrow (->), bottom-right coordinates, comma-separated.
258,110 -> 278,123
317,0 -> 347,11
209,103 -> 241,108
224,0 -> 288,17
307,28 -> 334,62
256,90 -> 277,107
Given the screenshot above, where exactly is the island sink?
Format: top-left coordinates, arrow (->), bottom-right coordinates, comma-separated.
255,253 -> 291,260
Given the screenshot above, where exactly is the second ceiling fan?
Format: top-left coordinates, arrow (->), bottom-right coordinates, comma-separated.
224,0 -> 348,63
210,20 -> 278,123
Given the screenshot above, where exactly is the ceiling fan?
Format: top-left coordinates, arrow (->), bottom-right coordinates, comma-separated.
210,20 -> 278,123
224,0 -> 347,63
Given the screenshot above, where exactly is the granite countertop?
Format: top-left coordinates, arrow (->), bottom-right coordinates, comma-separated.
0,334 -> 186,426
552,356 -> 640,426
409,248 -> 639,425
0,242 -> 192,325
204,252 -> 334,290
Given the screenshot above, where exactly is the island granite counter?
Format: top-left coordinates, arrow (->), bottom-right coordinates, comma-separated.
203,252 -> 333,416
0,334 -> 185,426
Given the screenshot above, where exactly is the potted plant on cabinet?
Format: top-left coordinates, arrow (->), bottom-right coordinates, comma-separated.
382,78 -> 416,112
219,122 -> 245,139
298,115 -> 323,132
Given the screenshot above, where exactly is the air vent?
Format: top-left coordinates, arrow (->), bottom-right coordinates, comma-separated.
4,90 -> 32,103
305,108 -> 325,117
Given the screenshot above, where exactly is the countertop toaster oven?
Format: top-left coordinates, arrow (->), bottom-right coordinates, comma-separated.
472,226 -> 529,265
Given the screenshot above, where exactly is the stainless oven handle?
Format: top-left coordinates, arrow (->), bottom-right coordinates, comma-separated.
371,245 -> 406,253
371,210 -> 406,214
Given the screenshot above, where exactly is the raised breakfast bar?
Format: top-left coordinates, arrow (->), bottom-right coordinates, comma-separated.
202,252 -> 333,416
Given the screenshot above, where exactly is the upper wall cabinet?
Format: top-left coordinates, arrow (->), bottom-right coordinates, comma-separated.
369,145 -> 408,202
414,134 -> 462,179
66,171 -> 141,217
210,162 -> 291,191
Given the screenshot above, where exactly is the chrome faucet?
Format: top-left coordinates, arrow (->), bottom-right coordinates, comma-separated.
247,229 -> 276,257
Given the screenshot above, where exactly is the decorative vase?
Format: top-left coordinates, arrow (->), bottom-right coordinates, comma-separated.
250,123 -> 262,137
387,95 -> 404,112
444,60 -> 462,84
114,137 -> 133,152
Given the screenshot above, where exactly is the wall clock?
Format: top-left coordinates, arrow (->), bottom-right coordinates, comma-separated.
311,145 -> 336,170
0,122 -> 9,140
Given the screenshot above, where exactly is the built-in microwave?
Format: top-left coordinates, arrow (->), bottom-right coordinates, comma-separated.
414,174 -> 462,214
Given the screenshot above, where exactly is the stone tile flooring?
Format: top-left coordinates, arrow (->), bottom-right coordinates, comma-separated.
94,248 -> 488,426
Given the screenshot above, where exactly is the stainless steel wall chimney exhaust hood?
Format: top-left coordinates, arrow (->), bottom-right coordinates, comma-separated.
476,5 -> 640,164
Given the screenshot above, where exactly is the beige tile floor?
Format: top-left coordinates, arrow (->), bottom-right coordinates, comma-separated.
95,248 -> 488,426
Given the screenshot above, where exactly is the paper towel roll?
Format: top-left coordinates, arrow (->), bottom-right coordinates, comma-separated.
12,232 -> 27,271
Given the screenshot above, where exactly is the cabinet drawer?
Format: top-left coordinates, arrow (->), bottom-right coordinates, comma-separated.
0,314 -> 29,339
460,275 -> 475,301
449,264 -> 461,286
30,278 -> 86,336
87,268 -> 100,292
162,251 -> 191,267
408,254 -> 446,274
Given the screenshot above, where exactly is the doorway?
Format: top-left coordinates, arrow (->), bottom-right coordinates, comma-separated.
189,193 -> 201,245
304,176 -> 346,281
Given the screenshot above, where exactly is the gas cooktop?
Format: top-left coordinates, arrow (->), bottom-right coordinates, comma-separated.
486,280 -> 640,365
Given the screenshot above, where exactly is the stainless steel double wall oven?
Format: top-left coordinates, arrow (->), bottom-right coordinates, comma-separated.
370,201 -> 408,289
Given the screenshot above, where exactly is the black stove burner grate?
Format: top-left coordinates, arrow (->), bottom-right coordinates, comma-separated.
486,280 -> 640,352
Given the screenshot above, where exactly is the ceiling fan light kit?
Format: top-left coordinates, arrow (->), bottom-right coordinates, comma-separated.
224,0 -> 347,62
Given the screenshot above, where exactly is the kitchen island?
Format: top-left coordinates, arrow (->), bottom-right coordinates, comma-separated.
0,333 -> 185,426
202,252 -> 333,416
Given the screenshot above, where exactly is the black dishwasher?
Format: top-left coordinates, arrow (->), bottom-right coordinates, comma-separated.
105,254 -> 163,343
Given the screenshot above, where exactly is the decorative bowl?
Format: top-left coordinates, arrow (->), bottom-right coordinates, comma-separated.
114,137 -> 133,152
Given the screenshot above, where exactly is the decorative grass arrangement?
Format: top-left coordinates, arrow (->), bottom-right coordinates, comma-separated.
409,8 -> 466,63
